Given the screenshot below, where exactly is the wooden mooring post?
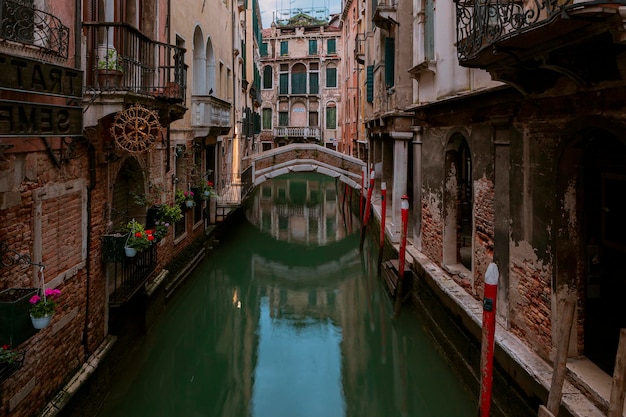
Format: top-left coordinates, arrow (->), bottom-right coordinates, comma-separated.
608,329 -> 626,417
537,290 -> 577,417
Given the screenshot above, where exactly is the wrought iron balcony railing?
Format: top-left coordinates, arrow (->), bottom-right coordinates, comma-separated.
455,0 -> 590,62
104,240 -> 157,306
83,22 -> 186,102
0,0 -> 69,57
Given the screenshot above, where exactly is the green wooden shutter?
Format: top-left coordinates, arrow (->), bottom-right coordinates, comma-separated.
385,37 -> 395,88
309,72 -> 318,94
262,108 -> 272,129
326,106 -> 336,129
327,39 -> 336,54
292,72 -> 306,94
326,68 -> 337,88
366,65 -> 374,103
309,40 -> 317,55
279,73 -> 288,94
260,42 -> 268,56
263,66 -> 272,89
280,41 -> 288,56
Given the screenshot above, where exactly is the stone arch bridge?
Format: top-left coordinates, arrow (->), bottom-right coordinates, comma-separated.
240,144 -> 366,198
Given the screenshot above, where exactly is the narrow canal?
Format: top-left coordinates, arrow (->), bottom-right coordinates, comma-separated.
83,173 -> 476,417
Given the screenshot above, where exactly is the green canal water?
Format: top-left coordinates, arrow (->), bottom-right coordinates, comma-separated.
96,174 -> 475,417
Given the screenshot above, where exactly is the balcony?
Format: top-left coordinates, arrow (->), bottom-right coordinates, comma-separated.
83,22 -> 187,106
456,0 -> 626,93
355,34 -> 366,65
273,126 -> 321,141
102,234 -> 157,306
0,0 -> 69,57
373,0 -> 398,30
191,95 -> 232,136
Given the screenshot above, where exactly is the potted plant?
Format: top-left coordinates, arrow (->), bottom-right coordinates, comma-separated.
122,220 -> 154,257
176,190 -> 195,208
199,180 -> 216,200
0,344 -> 25,382
29,288 -> 62,329
157,203 -> 183,224
96,47 -> 123,87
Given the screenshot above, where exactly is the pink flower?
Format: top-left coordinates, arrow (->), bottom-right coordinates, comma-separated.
29,295 -> 41,305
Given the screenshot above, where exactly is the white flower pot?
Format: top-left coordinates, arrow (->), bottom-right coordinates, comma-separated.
185,200 -> 194,208
203,190 -> 210,197
30,314 -> 53,329
124,246 -> 137,257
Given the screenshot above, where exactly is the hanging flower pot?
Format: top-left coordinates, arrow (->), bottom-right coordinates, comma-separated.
124,246 -> 137,257
185,200 -> 194,208
28,286 -> 61,330
30,314 -> 53,330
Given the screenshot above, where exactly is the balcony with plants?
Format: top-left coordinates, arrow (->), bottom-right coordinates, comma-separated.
83,22 -> 187,105
455,0 -> 626,93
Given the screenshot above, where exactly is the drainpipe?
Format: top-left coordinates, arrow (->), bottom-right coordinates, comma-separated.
75,0 -> 93,360
83,137 -> 96,359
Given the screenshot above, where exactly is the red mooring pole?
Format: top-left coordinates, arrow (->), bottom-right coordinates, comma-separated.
393,195 -> 409,317
360,170 -> 376,251
377,182 -> 387,272
479,263 -> 500,417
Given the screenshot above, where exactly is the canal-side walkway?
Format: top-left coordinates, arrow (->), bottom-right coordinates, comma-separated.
371,196 -> 611,417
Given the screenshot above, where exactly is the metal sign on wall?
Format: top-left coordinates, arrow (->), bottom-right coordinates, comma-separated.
0,52 -> 83,137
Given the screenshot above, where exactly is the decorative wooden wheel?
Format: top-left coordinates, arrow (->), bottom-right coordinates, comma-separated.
110,104 -> 162,154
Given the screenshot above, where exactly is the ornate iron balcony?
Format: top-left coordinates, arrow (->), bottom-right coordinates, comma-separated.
0,0 -> 69,57
456,0 -> 583,62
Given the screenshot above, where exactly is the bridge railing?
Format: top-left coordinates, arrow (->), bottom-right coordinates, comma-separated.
273,127 -> 321,140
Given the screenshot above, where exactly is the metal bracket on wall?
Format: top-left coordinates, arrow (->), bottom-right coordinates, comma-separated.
0,241 -> 44,269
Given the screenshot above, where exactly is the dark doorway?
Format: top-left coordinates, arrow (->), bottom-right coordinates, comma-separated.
582,131 -> 626,374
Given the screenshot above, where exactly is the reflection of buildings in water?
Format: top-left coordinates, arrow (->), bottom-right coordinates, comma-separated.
251,250 -> 361,322
246,174 -> 356,245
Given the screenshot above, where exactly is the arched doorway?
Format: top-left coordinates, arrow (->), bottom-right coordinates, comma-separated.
111,157 -> 147,229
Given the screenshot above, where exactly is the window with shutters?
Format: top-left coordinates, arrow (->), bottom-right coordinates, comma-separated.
291,63 -> 306,94
310,62 -> 319,94
385,37 -> 395,88
279,111 -> 288,126
280,40 -> 288,56
424,0 -> 434,61
309,72 -> 318,94
327,38 -> 336,55
309,111 -> 318,127
279,73 -> 288,94
366,65 -> 374,103
325,104 -> 336,129
260,42 -> 268,56
262,108 -> 272,130
326,66 -> 337,88
263,66 -> 272,89
309,39 -> 317,55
